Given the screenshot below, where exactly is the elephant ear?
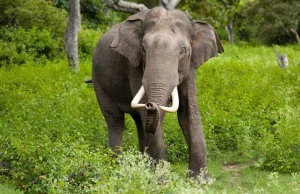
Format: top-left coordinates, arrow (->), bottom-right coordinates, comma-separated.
110,10 -> 149,67
191,21 -> 224,69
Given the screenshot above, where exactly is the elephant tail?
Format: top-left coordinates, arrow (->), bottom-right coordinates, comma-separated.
84,79 -> 93,83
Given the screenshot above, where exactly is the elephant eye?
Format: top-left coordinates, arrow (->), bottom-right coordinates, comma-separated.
179,47 -> 186,55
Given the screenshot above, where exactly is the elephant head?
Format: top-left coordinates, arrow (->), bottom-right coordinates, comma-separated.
111,7 -> 223,134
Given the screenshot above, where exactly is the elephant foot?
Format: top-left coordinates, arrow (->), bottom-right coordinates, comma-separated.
188,169 -> 212,184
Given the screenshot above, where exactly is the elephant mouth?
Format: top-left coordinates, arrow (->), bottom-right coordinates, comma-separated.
131,85 -> 179,134
130,86 -> 179,113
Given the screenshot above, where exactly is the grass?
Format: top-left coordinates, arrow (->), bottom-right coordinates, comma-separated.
0,177 -> 23,194
0,44 -> 300,193
173,161 -> 300,194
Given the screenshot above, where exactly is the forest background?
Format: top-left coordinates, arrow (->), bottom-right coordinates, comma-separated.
0,0 -> 300,193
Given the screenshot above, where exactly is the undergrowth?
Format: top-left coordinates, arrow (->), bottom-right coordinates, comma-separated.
0,44 -> 300,193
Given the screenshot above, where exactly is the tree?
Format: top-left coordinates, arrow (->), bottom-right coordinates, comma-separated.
180,0 -> 249,45
65,0 -> 81,72
52,0 -> 126,29
0,0 -> 67,37
215,0 -> 249,45
247,0 -> 300,44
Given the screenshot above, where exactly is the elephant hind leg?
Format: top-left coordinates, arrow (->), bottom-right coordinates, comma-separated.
93,83 -> 124,152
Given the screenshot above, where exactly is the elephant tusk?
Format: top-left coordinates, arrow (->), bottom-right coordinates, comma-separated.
159,87 -> 179,113
131,86 -> 146,108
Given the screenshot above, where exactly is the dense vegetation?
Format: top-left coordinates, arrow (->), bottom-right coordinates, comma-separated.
1,44 -> 300,193
1,0 -> 300,193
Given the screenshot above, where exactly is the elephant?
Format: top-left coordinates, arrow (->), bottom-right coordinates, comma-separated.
91,7 -> 223,178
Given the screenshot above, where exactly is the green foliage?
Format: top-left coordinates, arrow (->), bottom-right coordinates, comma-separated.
0,44 -> 300,193
180,0 -> 251,44
78,28 -> 102,57
246,0 -> 300,44
0,60 -> 108,193
0,0 -> 68,67
101,150 -> 207,193
0,27 -> 63,67
52,0 -> 127,29
80,0 -> 128,29
0,0 -> 67,38
198,44 -> 300,172
0,176 -> 24,194
0,26 -> 101,67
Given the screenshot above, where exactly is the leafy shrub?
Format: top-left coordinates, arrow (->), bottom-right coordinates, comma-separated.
0,27 -> 63,67
78,28 -> 102,57
0,40 -> 32,67
0,60 -> 107,193
198,44 -> 300,172
0,0 -> 67,67
0,0 -> 67,38
101,150 -> 207,194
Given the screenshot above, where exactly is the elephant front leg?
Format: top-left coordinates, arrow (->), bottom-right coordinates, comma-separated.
131,114 -> 145,153
103,110 -> 125,153
177,70 -> 208,180
93,83 -> 125,153
144,112 -> 168,161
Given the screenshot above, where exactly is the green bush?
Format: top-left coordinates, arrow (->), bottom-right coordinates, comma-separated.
0,0 -> 67,67
0,0 -> 67,38
0,40 -> 32,67
0,60 -> 107,193
0,27 -> 61,66
101,150 -> 207,194
78,28 -> 102,57
197,44 -> 300,172
0,27 -> 63,67
0,25 -> 103,67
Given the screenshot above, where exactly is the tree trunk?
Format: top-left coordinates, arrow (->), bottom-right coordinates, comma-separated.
290,26 -> 300,45
226,21 -> 234,46
65,0 -> 81,73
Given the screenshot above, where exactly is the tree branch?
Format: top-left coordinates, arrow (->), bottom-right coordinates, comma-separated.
103,0 -> 181,14
103,0 -> 148,14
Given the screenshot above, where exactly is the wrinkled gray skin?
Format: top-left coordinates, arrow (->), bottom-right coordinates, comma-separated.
92,7 -> 223,178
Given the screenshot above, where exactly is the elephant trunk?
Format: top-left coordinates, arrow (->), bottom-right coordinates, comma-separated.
144,102 -> 160,134
144,83 -> 168,134
131,85 -> 179,134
